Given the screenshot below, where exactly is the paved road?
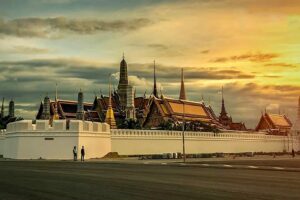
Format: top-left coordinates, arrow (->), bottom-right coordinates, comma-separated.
0,161 -> 299,200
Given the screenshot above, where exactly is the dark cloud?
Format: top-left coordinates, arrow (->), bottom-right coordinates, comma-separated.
147,44 -> 169,50
201,50 -> 210,54
0,17 -> 153,38
264,63 -> 297,68
263,75 -> 282,78
211,52 -> 279,63
12,45 -> 50,54
0,59 -> 255,82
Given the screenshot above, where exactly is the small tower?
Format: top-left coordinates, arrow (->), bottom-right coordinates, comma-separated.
42,95 -> 50,120
218,86 -> 232,126
0,98 -> 4,119
76,89 -> 85,120
125,85 -> 136,120
153,60 -> 158,98
105,76 -> 117,128
8,99 -> 14,118
179,68 -> 186,100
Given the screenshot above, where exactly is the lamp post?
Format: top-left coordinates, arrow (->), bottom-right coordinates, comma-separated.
180,100 -> 186,163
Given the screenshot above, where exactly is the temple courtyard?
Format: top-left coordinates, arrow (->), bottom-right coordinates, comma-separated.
0,157 -> 300,200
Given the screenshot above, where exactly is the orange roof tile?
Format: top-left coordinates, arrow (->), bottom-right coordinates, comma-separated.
268,114 -> 291,127
168,102 -> 207,117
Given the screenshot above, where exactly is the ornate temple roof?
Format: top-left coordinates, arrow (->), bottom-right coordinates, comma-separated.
255,112 -> 292,134
143,96 -> 222,126
36,99 -> 101,121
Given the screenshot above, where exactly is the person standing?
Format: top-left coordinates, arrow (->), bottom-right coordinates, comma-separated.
73,146 -> 77,161
81,146 -> 85,162
292,149 -> 295,158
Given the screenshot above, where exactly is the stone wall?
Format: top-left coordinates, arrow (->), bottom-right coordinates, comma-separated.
3,120 -> 111,159
1,120 -> 300,159
111,129 -> 300,155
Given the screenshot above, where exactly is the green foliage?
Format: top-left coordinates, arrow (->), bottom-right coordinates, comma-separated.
118,119 -> 141,129
158,119 -> 219,133
158,120 -> 177,130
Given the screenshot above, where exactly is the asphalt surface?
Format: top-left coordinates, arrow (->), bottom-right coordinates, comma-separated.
0,161 -> 299,200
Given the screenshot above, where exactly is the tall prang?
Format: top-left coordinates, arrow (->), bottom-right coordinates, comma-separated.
118,54 -> 129,109
153,60 -> 158,98
179,68 -> 186,100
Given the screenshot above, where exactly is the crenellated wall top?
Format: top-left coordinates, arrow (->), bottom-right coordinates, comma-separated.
5,120 -> 110,134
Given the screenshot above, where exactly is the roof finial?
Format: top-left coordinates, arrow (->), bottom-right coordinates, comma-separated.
55,82 -> 58,101
160,86 -> 164,98
122,52 -> 125,59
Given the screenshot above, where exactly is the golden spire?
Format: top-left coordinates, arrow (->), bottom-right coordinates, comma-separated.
53,83 -> 59,120
105,75 -> 117,129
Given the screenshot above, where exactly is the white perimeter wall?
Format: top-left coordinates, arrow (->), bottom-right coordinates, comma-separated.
1,122 -> 300,159
111,129 -> 300,155
3,120 -> 111,159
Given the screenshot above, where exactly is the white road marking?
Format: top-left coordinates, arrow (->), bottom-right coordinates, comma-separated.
248,166 -> 258,169
223,165 -> 233,168
179,163 -> 186,166
201,164 -> 210,166
143,162 -> 149,165
161,163 -> 167,165
272,167 -> 284,170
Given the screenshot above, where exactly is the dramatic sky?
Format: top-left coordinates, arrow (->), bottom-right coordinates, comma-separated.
0,0 -> 300,128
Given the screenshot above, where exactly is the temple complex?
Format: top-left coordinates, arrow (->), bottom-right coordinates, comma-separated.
36,55 -> 248,131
